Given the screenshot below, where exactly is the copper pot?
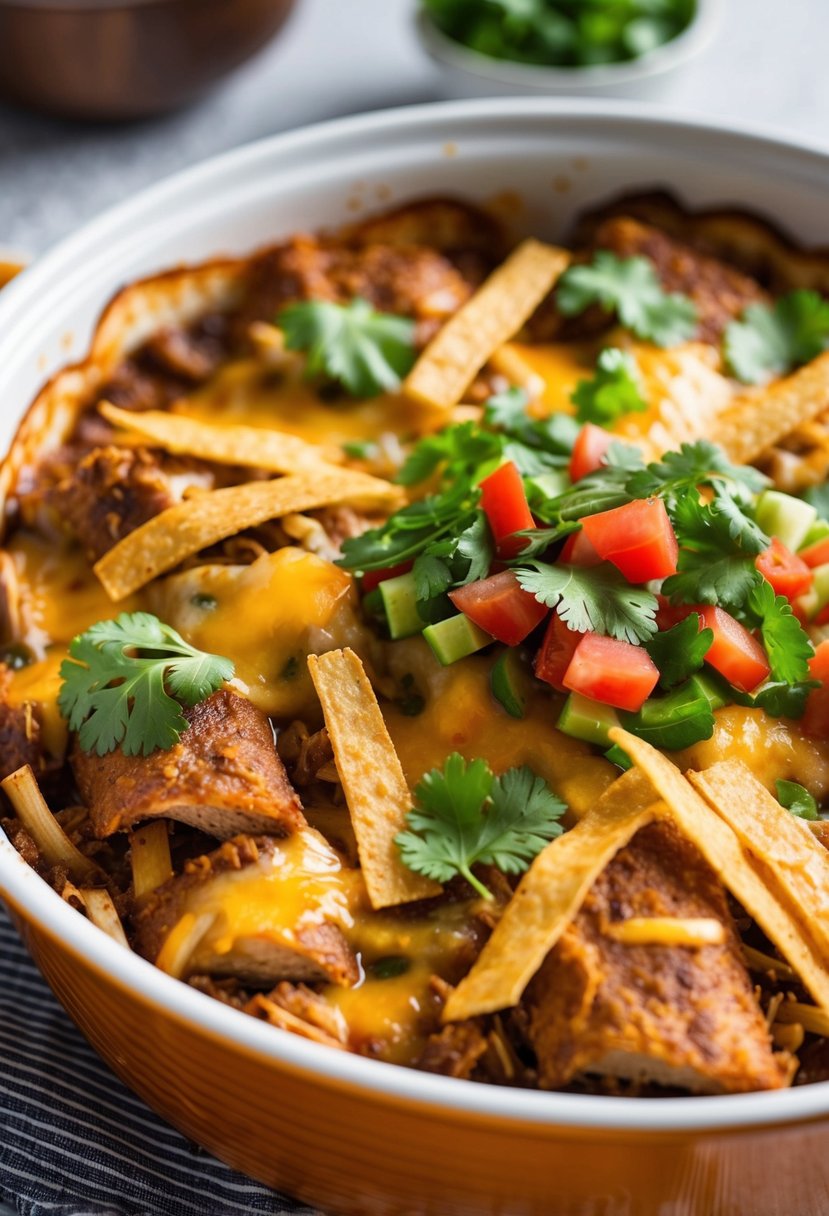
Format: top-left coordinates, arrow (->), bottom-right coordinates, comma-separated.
0,0 -> 297,120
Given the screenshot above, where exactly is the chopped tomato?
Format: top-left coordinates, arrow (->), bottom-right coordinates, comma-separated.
535,612 -> 583,692
802,641 -> 829,737
696,605 -> 770,693
450,571 -> 547,646
799,536 -> 829,568
581,498 -> 678,583
560,528 -> 602,567
562,633 -> 659,712
755,538 -> 813,600
479,461 -> 535,559
569,423 -> 613,482
361,560 -> 413,593
815,602 -> 829,627
655,596 -> 694,632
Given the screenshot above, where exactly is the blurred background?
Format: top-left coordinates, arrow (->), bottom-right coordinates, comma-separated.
0,0 -> 824,258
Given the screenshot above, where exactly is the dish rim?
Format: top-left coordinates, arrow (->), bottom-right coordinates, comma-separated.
2,95 -> 829,1134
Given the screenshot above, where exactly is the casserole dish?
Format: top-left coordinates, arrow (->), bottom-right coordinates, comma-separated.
2,98 -> 829,1215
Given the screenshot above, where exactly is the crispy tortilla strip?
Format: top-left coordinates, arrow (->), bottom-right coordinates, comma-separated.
307,648 -> 440,909
443,767 -> 660,1022
99,402 -> 342,473
404,239 -> 569,410
712,352 -> 829,464
611,728 -> 829,1012
94,469 -> 403,600
689,760 -> 829,960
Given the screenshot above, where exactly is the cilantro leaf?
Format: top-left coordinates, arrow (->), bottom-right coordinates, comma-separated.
397,420 -> 500,487
620,679 -> 715,751
662,491 -> 768,613
752,680 -> 818,719
747,578 -> 814,684
395,753 -> 565,899
571,347 -> 648,426
556,252 -> 698,347
278,298 -> 416,397
775,778 -> 819,821
412,554 -> 453,601
58,612 -> 234,757
724,290 -> 829,384
645,614 -> 713,690
626,440 -> 768,506
509,520 -> 580,560
514,561 -> 658,643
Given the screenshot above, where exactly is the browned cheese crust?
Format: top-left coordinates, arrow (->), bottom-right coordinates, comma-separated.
133,835 -> 358,987
524,822 -> 788,1094
72,689 -> 305,839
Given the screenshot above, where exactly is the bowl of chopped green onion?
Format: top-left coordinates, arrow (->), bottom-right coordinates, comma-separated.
416,0 -> 719,99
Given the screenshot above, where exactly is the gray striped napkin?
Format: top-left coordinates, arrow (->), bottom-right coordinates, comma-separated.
0,905 -> 322,1216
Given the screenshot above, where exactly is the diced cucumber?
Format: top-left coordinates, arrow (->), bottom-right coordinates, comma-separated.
557,692 -> 621,746
526,470 -> 570,501
800,518 -> 829,550
798,561 -> 829,620
379,572 -> 422,640
490,649 -> 527,719
604,742 -> 632,771
423,614 -> 492,666
755,490 -> 817,552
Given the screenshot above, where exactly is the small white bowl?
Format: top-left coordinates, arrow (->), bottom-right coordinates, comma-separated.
415,1 -> 720,100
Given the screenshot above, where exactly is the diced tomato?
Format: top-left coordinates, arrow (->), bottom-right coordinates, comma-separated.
560,528 -> 602,567
802,641 -> 829,737
535,612 -> 583,692
799,536 -> 829,568
562,632 -> 659,712
755,538 -> 813,600
696,605 -> 770,693
815,603 -> 829,627
450,571 -> 548,646
569,423 -> 613,482
581,498 -> 678,583
479,461 -> 535,559
361,560 -> 413,593
655,595 -> 694,632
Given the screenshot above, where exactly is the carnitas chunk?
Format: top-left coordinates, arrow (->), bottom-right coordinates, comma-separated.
133,832 -> 358,987
72,689 -> 305,839
524,822 -> 788,1094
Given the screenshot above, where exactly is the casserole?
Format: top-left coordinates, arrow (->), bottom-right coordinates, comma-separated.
3,98 -> 829,1215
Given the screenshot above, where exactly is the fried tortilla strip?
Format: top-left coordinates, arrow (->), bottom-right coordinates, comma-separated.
611,728 -> 829,1012
689,759 -> 829,960
99,402 -> 342,474
94,468 -> 403,600
404,239 -> 569,410
307,647 -> 440,909
443,767 -> 660,1022
712,351 -> 829,464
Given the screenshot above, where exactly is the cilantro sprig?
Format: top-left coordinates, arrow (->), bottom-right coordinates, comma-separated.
645,614 -> 713,690
571,346 -> 647,426
746,579 -> 814,684
58,612 -> 234,757
515,561 -> 658,643
278,298 -> 416,397
724,290 -> 829,385
775,778 -> 819,821
395,753 -> 565,900
556,252 -> 698,347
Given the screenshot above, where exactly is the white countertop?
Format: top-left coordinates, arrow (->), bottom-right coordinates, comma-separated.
0,0 -> 827,257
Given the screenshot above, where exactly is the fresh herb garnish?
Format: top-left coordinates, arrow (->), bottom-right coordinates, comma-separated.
514,561 -> 658,643
661,491 -> 768,613
396,753 -> 565,900
278,298 -> 416,397
58,612 -> 234,757
775,778 -> 819,821
645,614 -> 714,690
746,578 -> 814,684
724,290 -> 829,384
571,347 -> 647,426
556,252 -> 698,347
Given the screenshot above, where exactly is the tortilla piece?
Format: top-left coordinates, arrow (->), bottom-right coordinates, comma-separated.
99,402 -> 342,474
610,728 -> 829,1012
403,239 -> 570,410
93,468 -> 403,600
306,647 -> 440,909
712,352 -> 829,464
688,760 -> 829,960
442,767 -> 660,1022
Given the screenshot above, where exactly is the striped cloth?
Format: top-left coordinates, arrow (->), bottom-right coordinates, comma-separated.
0,905 -> 321,1216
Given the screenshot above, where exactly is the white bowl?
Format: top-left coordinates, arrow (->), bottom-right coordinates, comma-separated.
415,2 -> 721,99
2,99 -> 829,1215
